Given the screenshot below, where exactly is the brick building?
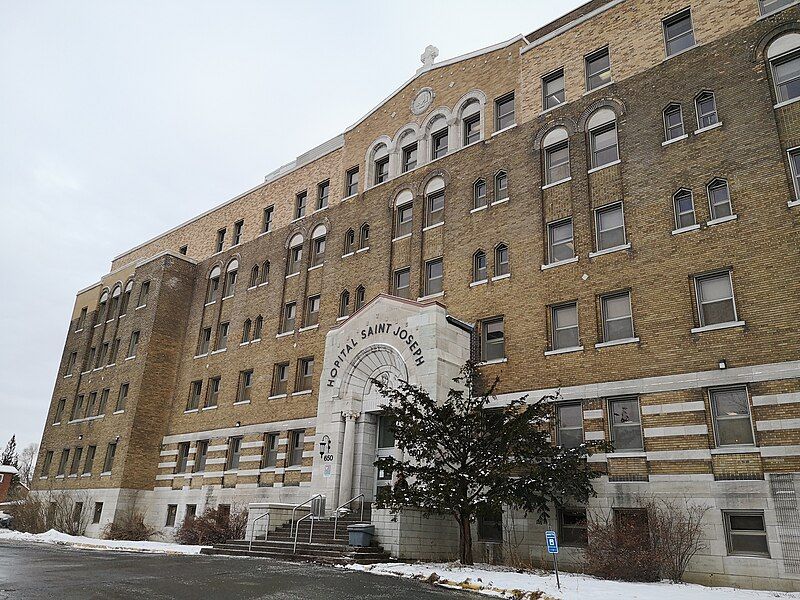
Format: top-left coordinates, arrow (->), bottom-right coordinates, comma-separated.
33,0 -> 800,590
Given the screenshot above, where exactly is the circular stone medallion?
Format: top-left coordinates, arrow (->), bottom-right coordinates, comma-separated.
411,87 -> 435,115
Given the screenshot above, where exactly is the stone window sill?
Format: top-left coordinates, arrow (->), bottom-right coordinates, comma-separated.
491,273 -> 510,282
233,400 -> 251,406
491,198 -> 509,207
336,316 -> 349,322
135,304 -> 147,310
356,246 -> 370,253
694,122 -> 722,136
268,394 -> 287,400
662,134 -> 688,147
544,345 -> 584,356
204,301 -> 216,307
595,336 -> 639,349
392,233 -> 412,243
691,320 -> 745,334
491,123 -> 517,137
417,292 -> 444,301
341,252 -> 355,258
194,353 -> 208,359
308,264 -> 323,272
470,279 -> 488,288
202,405 -> 217,411
774,97 -> 800,110
422,222 -> 444,233
184,409 -> 199,414
788,199 -> 800,208
292,390 -> 312,397
541,256 -> 578,271
477,357 -> 508,366
589,242 -> 630,258
542,177 -> 572,190
587,159 -> 621,175
710,446 -> 758,455
470,205 -> 488,214
210,349 -> 226,355
285,272 -> 299,280
276,331 -> 294,338
707,214 -> 737,227
672,224 -> 700,235
759,0 -> 800,18
113,410 -> 124,415
298,325 -> 319,333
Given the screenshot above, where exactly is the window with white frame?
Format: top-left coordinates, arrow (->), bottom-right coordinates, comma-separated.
711,387 -> 754,447
355,285 -> 366,311
473,250 -> 487,282
663,103 -> 685,141
608,397 -> 643,451
215,322 -> 228,350
232,219 -> 243,246
296,357 -> 314,391
556,403 -> 583,449
724,512 -> 769,557
473,179 -> 487,209
295,191 -> 307,219
707,179 -> 733,220
402,143 -> 417,173
206,377 -> 221,407
317,180 -> 329,210
249,265 -> 259,288
425,190 -> 444,227
551,303 -> 579,350
396,203 -> 413,237
344,229 -> 355,254
696,91 -> 719,129
373,144 -> 389,185
495,92 -> 515,131
430,118 -> 448,159
494,244 -> 509,277
601,291 -> 634,342
346,166 -> 359,197
425,258 -> 443,296
262,205 -> 274,233
206,267 -> 220,303
288,430 -> 305,466
253,315 -> 263,340
790,148 -> 800,198
481,317 -> 505,361
695,270 -> 738,327
548,218 -> 574,264
287,234 -> 303,274
543,68 -> 565,110
587,108 -> 619,169
495,171 -> 508,201
359,224 -> 369,249
595,202 -> 626,251
673,189 -> 696,229
281,302 -> 296,333
768,33 -> 800,104
339,290 -> 350,317
543,128 -> 570,185
262,433 -> 278,468
759,0 -> 795,15
198,327 -> 211,355
311,226 -> 326,266
215,228 -> 226,253
393,268 -> 410,298
226,436 -> 242,470
585,47 -> 611,91
462,100 -> 481,145
223,260 -> 238,297
663,9 -> 695,57
273,363 -> 289,395
306,295 -> 320,327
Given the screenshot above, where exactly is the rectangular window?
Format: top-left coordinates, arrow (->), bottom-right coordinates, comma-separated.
708,180 -> 733,220
375,156 -> 389,185
495,92 -> 515,131
664,104 -> 685,141
262,433 -> 279,468
175,442 -> 190,473
70,395 -> 83,421
273,362 -> 289,396
601,292 -> 634,342
108,338 -> 120,365
116,383 -> 128,412
696,92 -> 718,129
57,449 -> 69,476
474,179 -> 487,209
548,218 -> 575,263
724,512 -> 769,557
103,442 -> 117,473
262,206 -> 274,233
425,190 -> 444,227
187,380 -> 202,410
87,348 -> 95,372
215,228 -> 226,253
355,286 -> 366,311
185,505 -> 196,521
663,9 -> 695,57
194,440 -> 208,472
97,388 -> 109,416
65,352 -> 77,376
237,370 -> 253,403
558,508 -> 588,546
760,0 -> 795,14
543,69 -> 565,110
215,322 -> 229,350
226,437 -> 242,470
790,149 -> 800,199
206,376 -> 221,407
481,317 -> 505,362
495,172 -> 508,201
545,141 -> 570,184
165,504 -> 177,527
424,258 -> 443,296
711,387 -> 754,447
53,398 -> 66,424
585,47 -> 611,91
85,392 -> 97,419
76,307 -> 87,331
695,271 -> 737,327
551,303 -> 579,350
402,143 -> 417,172
589,122 -> 619,168
198,327 -> 212,355
673,190 -> 696,229
431,128 -> 448,159
69,447 -> 83,476
281,302 -> 296,333
232,220 -> 243,246
83,446 -> 96,475
306,295 -> 320,327
317,180 -> 329,210
463,113 -> 481,145
595,203 -> 626,251
346,167 -> 359,197
393,268 -> 411,299
772,49 -> 800,104
41,451 -> 54,477
297,357 -> 314,392
609,397 -> 643,451
288,430 -> 304,466
377,415 -> 396,448
396,203 -> 413,237
96,343 -> 108,368
557,403 -> 584,449
127,331 -> 140,358
295,191 -> 307,219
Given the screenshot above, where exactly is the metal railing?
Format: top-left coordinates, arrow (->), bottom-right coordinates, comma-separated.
248,512 -> 271,552
293,511 -> 315,553
333,493 -> 365,540
289,493 -> 324,539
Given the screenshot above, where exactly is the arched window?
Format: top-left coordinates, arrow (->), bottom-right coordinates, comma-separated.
344,229 -> 355,255
707,178 -> 733,221
242,319 -> 252,343
494,171 -> 508,202
249,265 -> 260,288
287,233 -> 304,275
119,281 -> 133,316
424,177 -> 445,227
311,224 -> 327,267
253,315 -> 263,340
339,290 -> 350,318
663,103 -> 685,142
207,266 -> 221,303
473,250 -> 487,283
429,116 -> 449,160
695,91 -> 718,129
473,179 -> 487,209
673,189 -> 696,230
260,261 -> 270,285
359,224 -> 370,249
223,259 -> 238,298
587,108 -> 619,169
494,244 -> 510,277
461,99 -> 481,146
373,143 -> 389,185
768,33 -> 800,104
355,285 -> 366,311
108,285 -> 121,320
542,128 -> 570,185
97,290 -> 109,322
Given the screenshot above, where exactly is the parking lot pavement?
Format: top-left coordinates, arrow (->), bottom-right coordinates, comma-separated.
0,541 -> 474,600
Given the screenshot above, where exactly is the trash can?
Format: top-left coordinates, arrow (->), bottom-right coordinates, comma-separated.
347,523 -> 375,547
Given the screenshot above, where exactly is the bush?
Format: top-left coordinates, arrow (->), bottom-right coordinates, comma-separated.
8,490 -> 90,536
174,506 -> 248,546
103,510 -> 158,541
7,495 -> 47,534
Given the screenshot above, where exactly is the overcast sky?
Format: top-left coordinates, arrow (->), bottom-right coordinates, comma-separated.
0,0 -> 585,453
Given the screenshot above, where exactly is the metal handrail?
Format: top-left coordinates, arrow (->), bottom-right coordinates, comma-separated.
293,511 -> 315,553
333,493 -> 365,540
248,512 -> 270,552
289,493 -> 324,538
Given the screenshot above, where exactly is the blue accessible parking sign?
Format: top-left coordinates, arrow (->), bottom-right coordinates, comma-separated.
545,530 -> 559,554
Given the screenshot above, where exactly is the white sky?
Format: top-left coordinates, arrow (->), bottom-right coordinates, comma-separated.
0,0 -> 586,451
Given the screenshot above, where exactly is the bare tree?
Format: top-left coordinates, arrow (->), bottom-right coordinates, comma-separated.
17,443 -> 38,487
649,497 -> 710,582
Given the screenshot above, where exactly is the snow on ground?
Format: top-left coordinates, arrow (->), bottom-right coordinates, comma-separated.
348,562 -> 797,600
0,529 -> 206,555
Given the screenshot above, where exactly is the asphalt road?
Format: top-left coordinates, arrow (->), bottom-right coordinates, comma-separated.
0,541 -> 474,600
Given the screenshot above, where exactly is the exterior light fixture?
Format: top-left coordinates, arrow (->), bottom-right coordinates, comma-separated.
718,359 -> 727,370
78,434 -> 83,440
235,421 -> 241,427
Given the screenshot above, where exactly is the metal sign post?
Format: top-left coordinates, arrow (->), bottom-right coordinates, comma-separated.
545,530 -> 560,590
